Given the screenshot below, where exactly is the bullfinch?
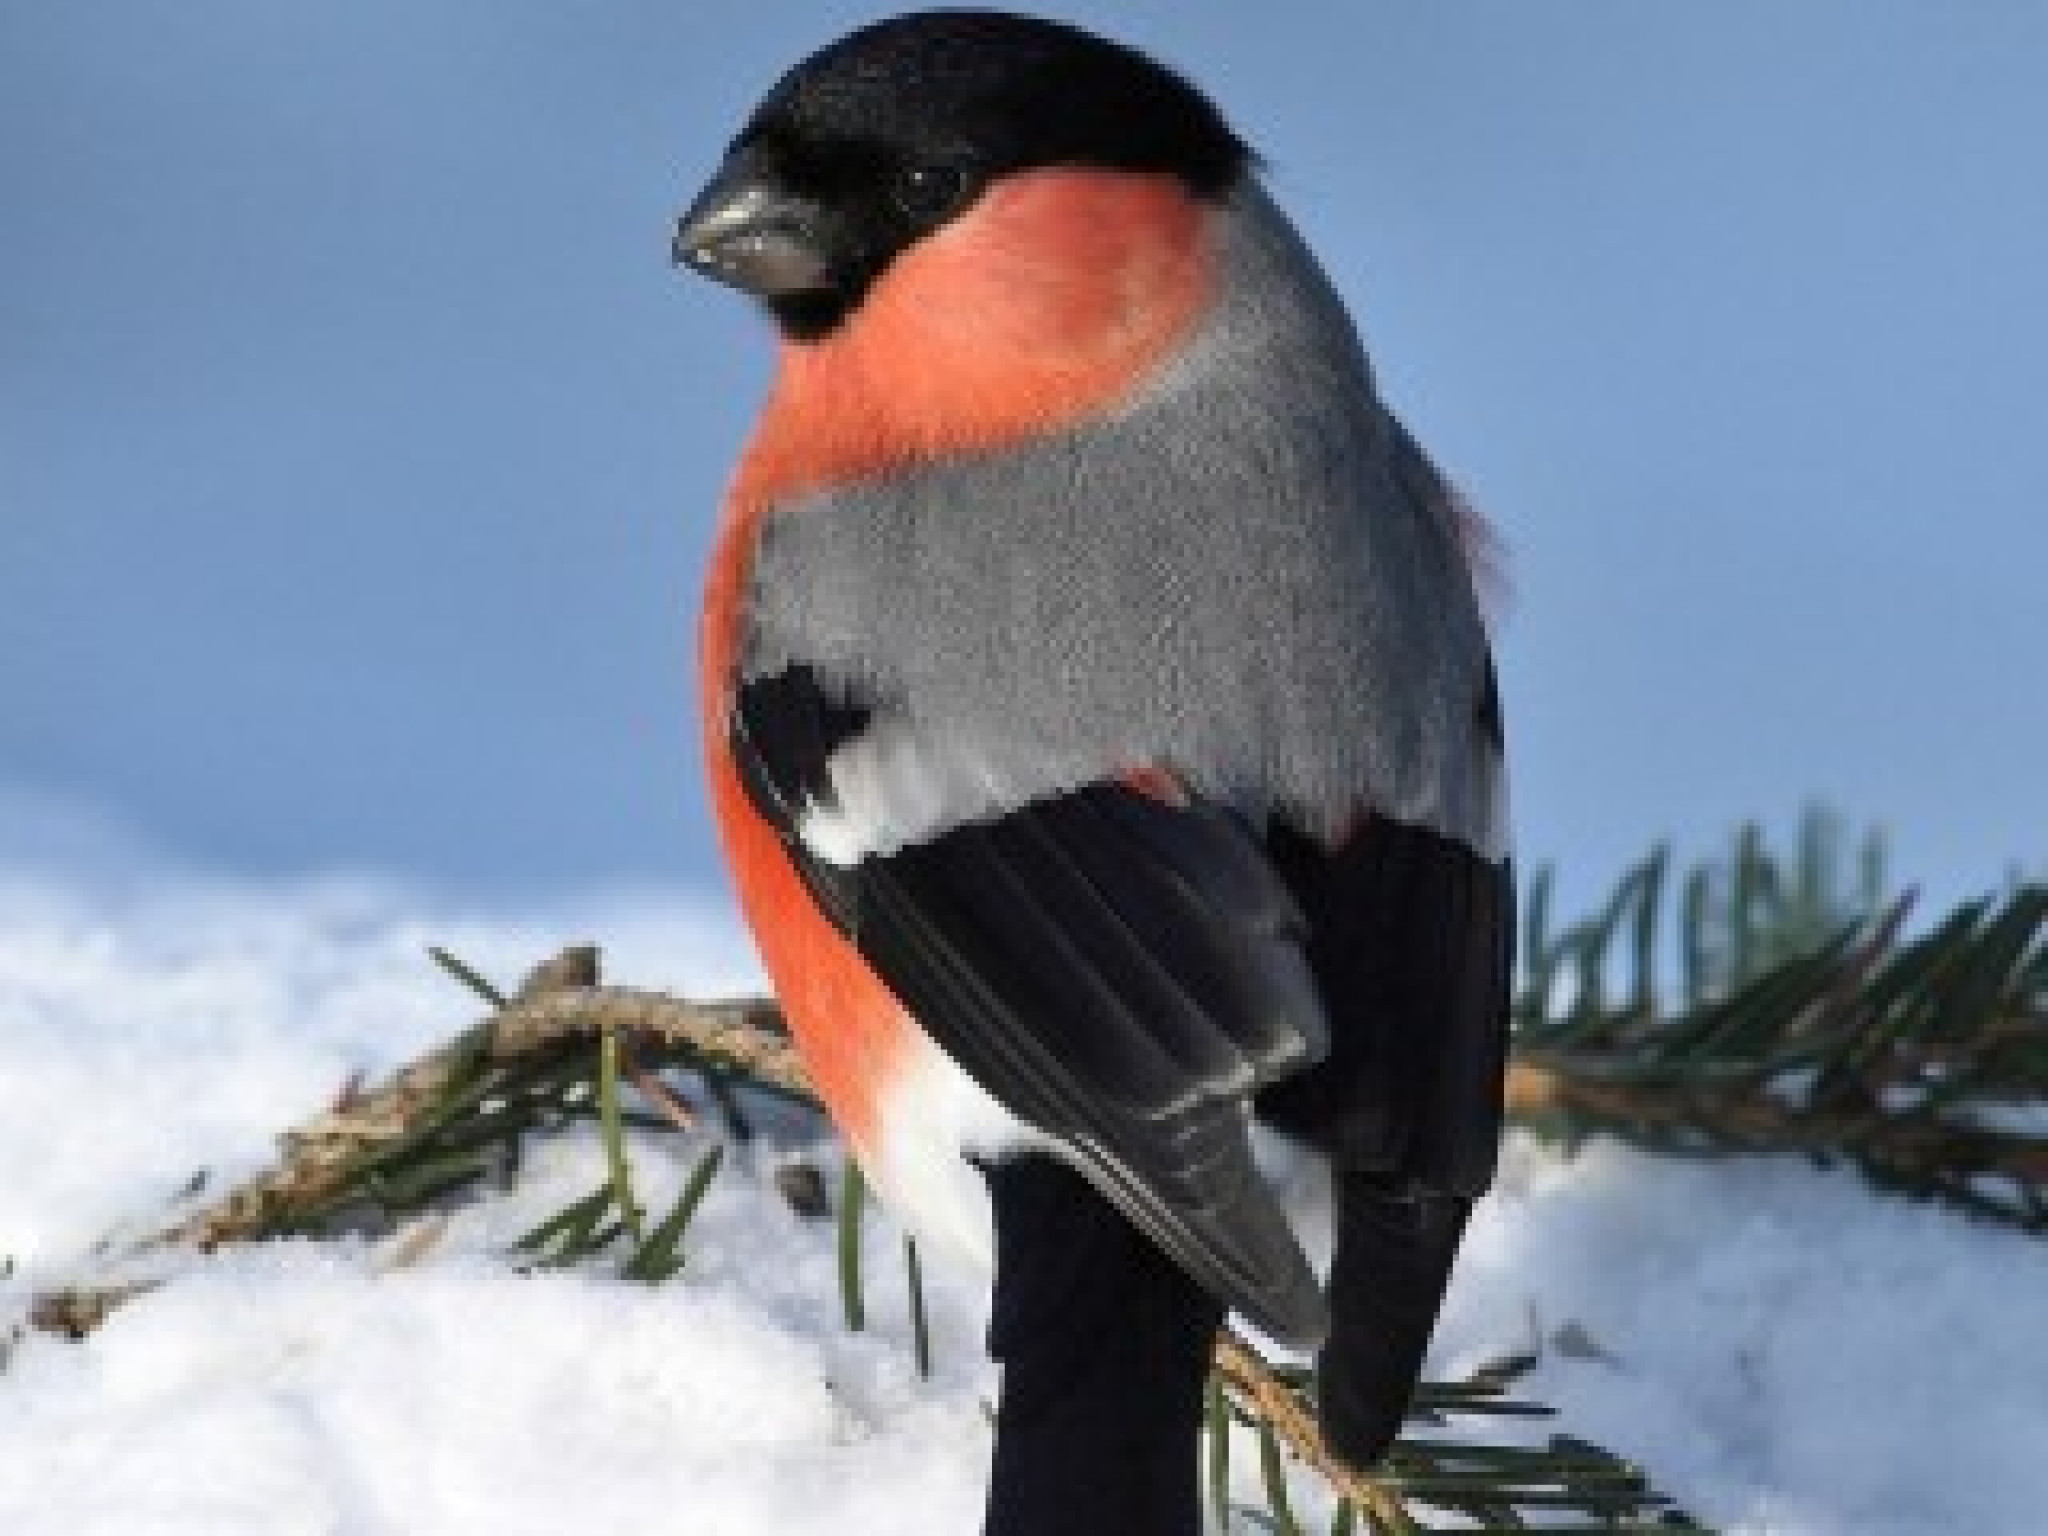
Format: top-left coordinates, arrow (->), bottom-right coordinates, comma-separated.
673,11 -> 1511,1533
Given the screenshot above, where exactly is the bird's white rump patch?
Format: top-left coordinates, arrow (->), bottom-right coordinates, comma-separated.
864,1032 -> 1048,1268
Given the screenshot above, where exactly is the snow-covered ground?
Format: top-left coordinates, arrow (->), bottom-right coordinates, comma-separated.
2,866 -> 2042,1535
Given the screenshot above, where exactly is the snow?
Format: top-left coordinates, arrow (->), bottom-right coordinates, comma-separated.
2,867 -> 2043,1535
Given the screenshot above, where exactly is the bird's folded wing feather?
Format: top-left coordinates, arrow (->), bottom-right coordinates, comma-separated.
732,662 -> 1331,1348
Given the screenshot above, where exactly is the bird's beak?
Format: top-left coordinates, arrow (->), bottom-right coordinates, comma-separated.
673,149 -> 834,299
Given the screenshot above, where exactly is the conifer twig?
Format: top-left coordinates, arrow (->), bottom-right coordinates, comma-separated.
1516,821 -> 2048,1230
488,987 -> 809,1101
148,986 -> 804,1259
1212,1331 -> 1413,1532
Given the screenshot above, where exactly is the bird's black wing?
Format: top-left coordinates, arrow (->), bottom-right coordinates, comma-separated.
732,663 -> 1331,1348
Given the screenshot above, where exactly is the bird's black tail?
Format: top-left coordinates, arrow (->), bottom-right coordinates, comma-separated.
1315,1176 -> 1472,1467
1255,813 -> 1512,1467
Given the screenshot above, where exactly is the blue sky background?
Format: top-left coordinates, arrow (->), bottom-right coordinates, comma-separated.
4,2 -> 2044,918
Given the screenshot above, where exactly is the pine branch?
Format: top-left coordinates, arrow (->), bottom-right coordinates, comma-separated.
1515,811 -> 2048,1230
1212,1331 -> 1411,1533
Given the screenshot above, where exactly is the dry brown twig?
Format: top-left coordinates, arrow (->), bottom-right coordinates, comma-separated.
132,956 -> 797,1257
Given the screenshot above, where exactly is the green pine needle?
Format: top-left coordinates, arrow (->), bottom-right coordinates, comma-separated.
597,1026 -> 644,1243
624,1141 -> 726,1283
1206,1373 -> 1232,1527
838,1159 -> 866,1332
426,944 -> 508,1008
904,1233 -> 932,1378
1256,1422 -> 1302,1536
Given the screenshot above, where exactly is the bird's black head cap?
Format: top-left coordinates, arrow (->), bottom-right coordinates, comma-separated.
676,9 -> 1254,340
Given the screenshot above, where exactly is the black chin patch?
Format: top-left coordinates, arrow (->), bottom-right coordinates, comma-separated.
767,289 -> 856,342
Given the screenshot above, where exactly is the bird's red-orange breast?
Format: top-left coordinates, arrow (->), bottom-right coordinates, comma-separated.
700,168 -> 1216,1161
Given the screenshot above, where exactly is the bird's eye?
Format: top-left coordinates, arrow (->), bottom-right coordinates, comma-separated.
890,164 -> 973,224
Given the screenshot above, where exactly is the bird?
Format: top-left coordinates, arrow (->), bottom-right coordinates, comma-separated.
673,12 -> 1511,1532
